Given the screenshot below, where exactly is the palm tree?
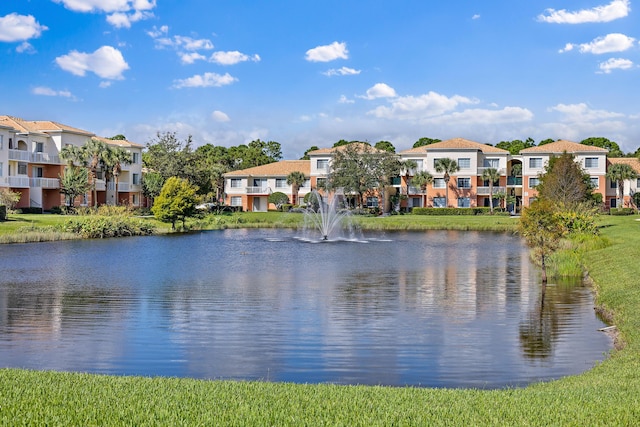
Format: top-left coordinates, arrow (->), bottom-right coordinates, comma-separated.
481,167 -> 501,214
286,171 -> 307,206
60,144 -> 86,168
105,146 -> 132,205
82,138 -> 109,207
411,170 -> 433,207
435,158 -> 460,208
606,163 -> 638,208
401,159 -> 418,196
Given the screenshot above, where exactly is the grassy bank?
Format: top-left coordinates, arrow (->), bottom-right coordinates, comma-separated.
1,216 -> 639,425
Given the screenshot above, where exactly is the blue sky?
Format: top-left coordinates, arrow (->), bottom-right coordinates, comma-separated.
1,0 -> 639,158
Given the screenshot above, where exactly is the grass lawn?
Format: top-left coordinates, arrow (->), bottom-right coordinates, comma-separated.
1,215 -> 639,425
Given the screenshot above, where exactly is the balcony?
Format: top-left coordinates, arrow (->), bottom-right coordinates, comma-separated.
107,182 -> 130,192
400,186 -> 423,195
5,176 -> 30,188
30,178 -> 60,189
8,149 -> 30,162
477,186 -> 506,195
94,180 -> 106,191
507,176 -> 523,186
246,186 -> 271,195
31,152 -> 61,164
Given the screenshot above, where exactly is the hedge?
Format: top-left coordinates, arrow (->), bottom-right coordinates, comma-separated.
412,207 -> 492,216
610,207 -> 636,216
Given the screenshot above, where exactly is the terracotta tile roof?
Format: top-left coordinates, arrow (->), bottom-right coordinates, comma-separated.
307,142 -> 386,156
608,157 -> 640,173
0,115 -> 93,136
224,160 -> 310,177
399,137 -> 508,154
520,139 -> 608,154
92,135 -> 144,149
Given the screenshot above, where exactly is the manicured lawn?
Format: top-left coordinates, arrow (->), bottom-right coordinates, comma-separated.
0,215 -> 639,425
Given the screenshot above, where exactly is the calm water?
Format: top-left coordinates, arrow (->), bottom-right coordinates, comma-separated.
0,229 -> 611,388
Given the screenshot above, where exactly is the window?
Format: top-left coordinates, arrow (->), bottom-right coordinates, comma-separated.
457,197 -> 470,208
411,197 -> 421,208
610,198 -> 617,209
529,177 -> 540,188
230,196 -> 242,207
36,142 -> 44,152
366,197 -> 379,208
433,197 -> 447,208
132,173 -> 140,185
414,159 -> 423,171
317,159 -> 328,170
96,171 -> 103,180
302,179 -> 310,188
132,194 -> 138,205
316,177 -> 327,189
458,158 -> 470,169
457,178 -> 471,188
637,178 -> 640,187
590,177 -> 599,189
275,178 -> 287,188
610,180 -> 617,189
0,135 -> 3,149
18,163 -> 27,175
585,157 -> 598,168
433,178 -> 445,188
34,167 -> 43,178
0,162 -> 3,177
529,158 -> 543,168
483,158 -> 499,168
132,152 -> 140,164
433,158 -> 442,168
230,178 -> 242,188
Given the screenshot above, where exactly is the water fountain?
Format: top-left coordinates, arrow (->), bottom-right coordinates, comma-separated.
298,190 -> 357,242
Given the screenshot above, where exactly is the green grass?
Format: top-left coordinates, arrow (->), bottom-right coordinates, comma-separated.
1,215 -> 640,425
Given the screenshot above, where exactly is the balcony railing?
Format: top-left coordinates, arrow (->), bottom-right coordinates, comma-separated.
94,180 -> 106,191
8,150 -> 61,164
246,186 -> 271,195
30,178 -> 60,189
5,176 -> 30,188
507,176 -> 523,186
107,182 -> 130,192
476,186 -> 506,195
8,149 -> 30,162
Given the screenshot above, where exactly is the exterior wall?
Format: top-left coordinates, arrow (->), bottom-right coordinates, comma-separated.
223,174 -> 313,211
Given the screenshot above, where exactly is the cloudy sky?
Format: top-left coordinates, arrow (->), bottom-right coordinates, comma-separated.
1,0 -> 639,158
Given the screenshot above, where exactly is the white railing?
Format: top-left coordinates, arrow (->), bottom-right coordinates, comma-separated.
94,180 -> 106,191
246,186 -> 271,195
477,186 -> 506,195
8,149 -> 30,162
30,178 -> 60,189
477,167 -> 504,175
107,182 -> 130,192
6,176 -> 30,188
31,152 -> 61,164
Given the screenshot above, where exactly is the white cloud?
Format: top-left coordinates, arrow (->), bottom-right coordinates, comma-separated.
0,13 -> 48,42
32,86 -> 74,98
472,14 -> 481,20
598,57 -> 634,73
368,91 -> 478,119
16,41 -> 35,54
172,72 -> 237,88
55,46 -> 130,80
426,106 -> 534,126
99,81 -> 112,88
538,0 -> 630,24
338,95 -> 355,104
180,52 -> 206,64
561,33 -> 635,54
209,51 -> 261,65
548,103 -> 625,122
323,67 -> 361,77
53,0 -> 156,27
362,83 -> 397,100
146,25 -> 168,38
305,41 -> 348,62
211,110 -> 230,122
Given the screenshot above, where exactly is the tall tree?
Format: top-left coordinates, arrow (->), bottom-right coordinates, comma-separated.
496,139 -> 536,155
518,199 -> 565,284
152,177 -> 198,230
481,167 -> 501,214
581,137 -> 623,158
300,146 -> 319,160
413,137 -> 441,148
142,171 -> 164,206
83,138 -> 110,207
60,144 -> 86,168
434,158 -> 460,208
536,152 -> 591,208
104,146 -> 132,205
606,163 -> 638,208
59,166 -> 90,207
411,170 -> 433,208
286,171 -> 307,205
375,140 -> 395,153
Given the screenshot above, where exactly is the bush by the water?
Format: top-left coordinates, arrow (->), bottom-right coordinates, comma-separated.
412,207 -> 492,215
63,216 -> 155,238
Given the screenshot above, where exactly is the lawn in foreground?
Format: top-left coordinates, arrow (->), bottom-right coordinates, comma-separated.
1,216 -> 639,425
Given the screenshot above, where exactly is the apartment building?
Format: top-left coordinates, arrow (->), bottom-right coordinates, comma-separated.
607,157 -> 640,208
223,137 -> 638,212
0,116 -> 144,210
223,160 -> 311,212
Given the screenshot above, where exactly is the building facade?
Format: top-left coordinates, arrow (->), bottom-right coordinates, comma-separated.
0,116 -> 144,210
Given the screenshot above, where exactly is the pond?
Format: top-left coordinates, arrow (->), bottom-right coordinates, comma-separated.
0,229 -> 611,388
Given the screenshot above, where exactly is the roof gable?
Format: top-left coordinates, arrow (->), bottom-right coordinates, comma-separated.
224,160 -> 310,177
399,137 -> 508,154
520,140 -> 608,154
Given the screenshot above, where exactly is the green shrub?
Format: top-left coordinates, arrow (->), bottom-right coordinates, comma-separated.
18,207 -> 43,214
610,208 -> 635,216
63,216 -> 155,238
280,204 -> 294,212
412,207 -> 490,216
